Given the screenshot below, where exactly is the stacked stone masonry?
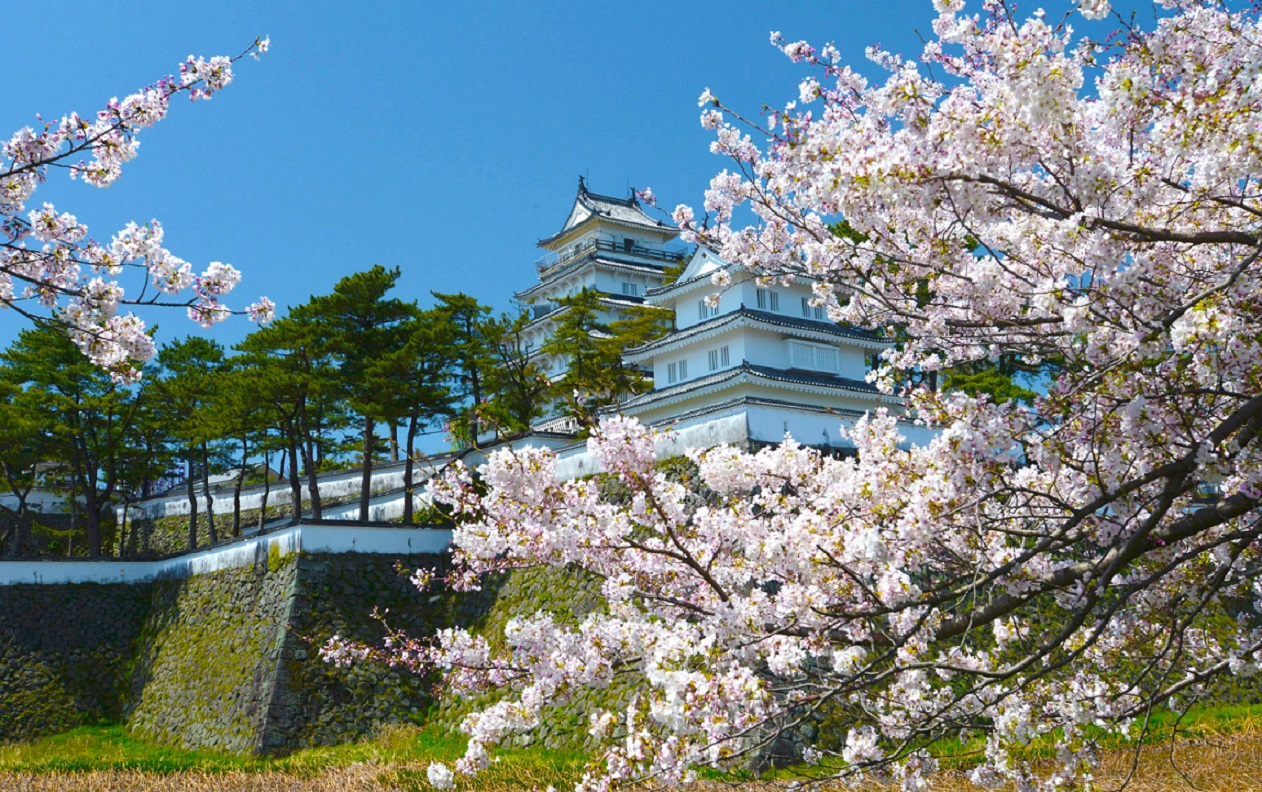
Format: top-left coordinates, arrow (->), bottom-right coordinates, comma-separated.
0,552 -> 449,754
0,549 -> 625,755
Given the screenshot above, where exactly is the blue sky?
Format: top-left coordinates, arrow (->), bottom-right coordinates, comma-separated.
1,0 -> 1135,352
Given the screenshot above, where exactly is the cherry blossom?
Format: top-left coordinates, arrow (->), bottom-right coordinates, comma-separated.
0,36 -> 271,382
330,2 -> 1262,789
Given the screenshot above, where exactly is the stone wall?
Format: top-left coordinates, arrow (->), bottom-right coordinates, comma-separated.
262,553 -> 452,752
0,547 -> 452,754
0,547 -> 636,755
0,582 -> 150,741
124,555 -> 298,753
118,551 -> 462,755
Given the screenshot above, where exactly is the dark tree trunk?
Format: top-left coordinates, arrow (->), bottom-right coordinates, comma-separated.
186,454 -> 199,550
0,508 -> 24,558
299,440 -> 322,520
259,453 -> 272,533
232,437 -> 248,538
287,436 -> 302,523
299,407 -> 322,519
13,510 -> 29,558
200,442 -> 218,544
403,414 -> 418,524
83,488 -> 102,558
301,449 -> 322,520
359,416 -> 374,522
0,519 -> 14,559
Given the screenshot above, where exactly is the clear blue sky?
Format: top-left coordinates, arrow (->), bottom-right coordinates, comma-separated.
1,0 -> 1128,352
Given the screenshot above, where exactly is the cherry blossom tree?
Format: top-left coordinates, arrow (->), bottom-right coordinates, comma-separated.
329,1 -> 1262,789
0,37 -> 273,383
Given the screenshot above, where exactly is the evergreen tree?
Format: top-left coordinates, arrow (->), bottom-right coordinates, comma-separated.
307,266 -> 412,522
0,369 -> 49,556
366,306 -> 454,523
2,327 -> 141,557
543,289 -> 670,426
479,311 -> 551,438
152,337 -> 228,548
235,312 -> 342,522
205,363 -> 276,537
431,292 -> 494,447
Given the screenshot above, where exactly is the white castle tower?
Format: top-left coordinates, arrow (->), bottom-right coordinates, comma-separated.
514,177 -> 684,385
618,246 -> 935,453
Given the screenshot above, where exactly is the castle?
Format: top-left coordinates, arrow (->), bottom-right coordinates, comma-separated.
494,178 -> 935,467
112,177 -> 936,527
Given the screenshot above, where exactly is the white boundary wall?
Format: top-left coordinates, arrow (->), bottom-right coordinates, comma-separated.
116,457 -> 452,524
0,524 -> 452,586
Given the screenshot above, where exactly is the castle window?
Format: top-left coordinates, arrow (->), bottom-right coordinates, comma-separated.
697,299 -> 719,320
757,288 -> 779,312
787,340 -> 839,374
667,358 -> 689,384
802,298 -> 827,320
708,345 -> 730,372
622,282 -> 639,297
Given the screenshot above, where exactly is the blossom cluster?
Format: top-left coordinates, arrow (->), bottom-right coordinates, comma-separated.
341,2 -> 1262,790
0,36 -> 272,382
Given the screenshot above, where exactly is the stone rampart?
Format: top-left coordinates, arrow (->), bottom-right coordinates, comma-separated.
0,525 -> 452,753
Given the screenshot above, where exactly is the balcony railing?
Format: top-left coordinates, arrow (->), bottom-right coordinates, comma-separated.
535,238 -> 685,277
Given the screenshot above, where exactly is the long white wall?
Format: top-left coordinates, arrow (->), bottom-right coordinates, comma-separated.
117,457 -> 452,524
0,489 -> 80,513
0,523 -> 452,586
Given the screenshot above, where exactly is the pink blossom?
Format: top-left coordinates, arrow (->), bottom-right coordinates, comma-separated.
342,6 -> 1262,790
0,36 -> 270,376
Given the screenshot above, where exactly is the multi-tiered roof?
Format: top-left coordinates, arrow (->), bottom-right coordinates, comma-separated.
514,178 -> 684,383
618,246 -> 926,452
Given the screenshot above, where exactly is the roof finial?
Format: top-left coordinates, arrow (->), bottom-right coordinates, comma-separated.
578,174 -> 587,194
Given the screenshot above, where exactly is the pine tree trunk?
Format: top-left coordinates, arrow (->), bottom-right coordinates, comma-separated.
287,437 -> 302,523
201,442 -> 218,544
119,501 -> 130,557
14,510 -> 29,557
300,440 -> 322,520
403,414 -> 418,524
232,438 -> 246,538
259,453 -> 273,534
359,416 -> 374,522
186,454 -> 199,550
299,407 -> 322,519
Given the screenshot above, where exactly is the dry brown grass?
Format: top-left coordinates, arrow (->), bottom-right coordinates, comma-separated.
0,764 -> 400,791
934,730 -> 1262,791
5,733 -> 1262,791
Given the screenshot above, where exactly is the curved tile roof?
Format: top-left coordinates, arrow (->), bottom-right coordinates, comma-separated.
623,307 -> 884,361
539,177 -> 675,247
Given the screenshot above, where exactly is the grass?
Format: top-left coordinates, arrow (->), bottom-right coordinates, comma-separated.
915,701 -> 1262,772
3,706 -> 1262,790
0,723 -> 586,790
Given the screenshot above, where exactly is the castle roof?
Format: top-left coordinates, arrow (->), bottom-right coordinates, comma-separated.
623,307 -> 887,364
516,254 -> 666,301
618,362 -> 896,416
538,177 -> 676,249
